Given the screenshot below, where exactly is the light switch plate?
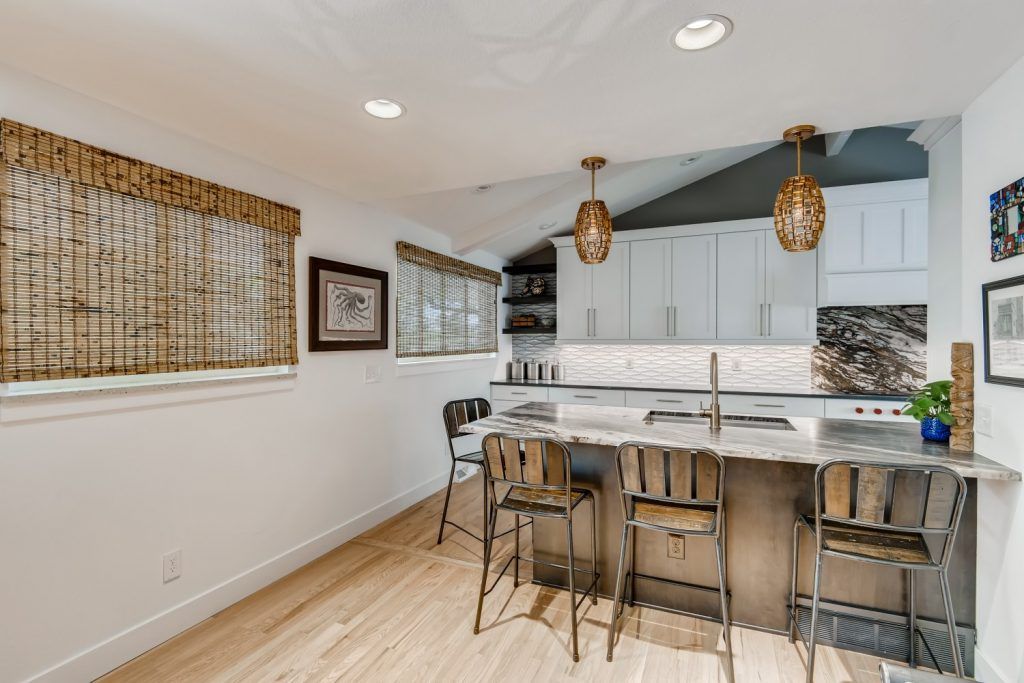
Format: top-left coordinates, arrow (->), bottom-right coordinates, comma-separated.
364,366 -> 382,384
976,403 -> 993,437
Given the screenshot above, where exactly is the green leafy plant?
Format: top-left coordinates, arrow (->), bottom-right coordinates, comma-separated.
901,380 -> 954,425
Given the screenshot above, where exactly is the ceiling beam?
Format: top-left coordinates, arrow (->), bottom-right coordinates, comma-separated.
907,116 -> 962,151
824,130 -> 853,157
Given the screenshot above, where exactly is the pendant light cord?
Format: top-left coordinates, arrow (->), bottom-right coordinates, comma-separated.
591,167 -> 596,201
796,137 -> 802,176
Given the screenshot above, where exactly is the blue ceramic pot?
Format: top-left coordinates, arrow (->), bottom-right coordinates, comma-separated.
921,416 -> 951,442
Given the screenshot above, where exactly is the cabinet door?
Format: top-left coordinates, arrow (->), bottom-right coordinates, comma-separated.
671,234 -> 717,339
717,230 -> 765,340
556,246 -> 592,340
766,234 -> 817,341
629,238 -> 672,339
591,242 -> 630,339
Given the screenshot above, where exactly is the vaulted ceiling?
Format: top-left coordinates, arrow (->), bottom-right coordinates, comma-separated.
1,1 -> 1021,258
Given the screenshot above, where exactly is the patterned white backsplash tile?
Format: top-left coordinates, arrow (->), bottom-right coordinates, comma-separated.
511,337 -> 813,389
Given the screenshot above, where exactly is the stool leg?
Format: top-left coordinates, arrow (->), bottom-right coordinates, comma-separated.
789,518 -> 801,644
805,551 -> 823,683
939,568 -> 964,677
606,523 -> 629,662
589,498 -> 598,605
628,524 -> 637,607
436,461 -> 456,545
513,513 -> 520,588
715,536 -> 735,683
473,504 -> 498,635
908,569 -> 917,668
566,515 -> 580,662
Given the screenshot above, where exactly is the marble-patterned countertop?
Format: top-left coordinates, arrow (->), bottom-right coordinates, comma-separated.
491,379 -> 908,401
461,402 -> 1020,481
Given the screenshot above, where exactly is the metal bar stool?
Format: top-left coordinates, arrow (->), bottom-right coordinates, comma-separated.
437,398 -> 528,546
473,432 -> 599,662
605,441 -> 733,683
789,459 -> 968,682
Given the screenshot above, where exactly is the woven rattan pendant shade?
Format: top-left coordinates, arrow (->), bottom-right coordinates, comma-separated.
773,125 -> 825,252
574,156 -> 612,264
0,119 -> 300,382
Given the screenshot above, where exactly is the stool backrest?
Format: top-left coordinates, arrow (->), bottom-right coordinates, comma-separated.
481,432 -> 573,502
442,398 -> 491,459
814,459 -> 967,566
614,441 -> 726,533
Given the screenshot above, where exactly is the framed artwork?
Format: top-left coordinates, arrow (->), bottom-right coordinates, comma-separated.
982,274 -> 1024,387
989,176 -> 1024,262
308,257 -> 388,351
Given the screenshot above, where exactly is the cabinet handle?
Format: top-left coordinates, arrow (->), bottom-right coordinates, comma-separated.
573,394 -> 598,399
768,303 -> 773,336
759,303 -> 764,336
591,308 -> 597,337
754,403 -> 785,408
510,391 -> 527,396
667,306 -> 671,337
673,306 -> 678,337
656,399 -> 683,404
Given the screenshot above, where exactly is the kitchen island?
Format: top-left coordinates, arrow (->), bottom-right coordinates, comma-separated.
461,402 -> 1019,671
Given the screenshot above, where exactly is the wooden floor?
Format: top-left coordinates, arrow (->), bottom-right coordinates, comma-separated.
102,474 -> 892,682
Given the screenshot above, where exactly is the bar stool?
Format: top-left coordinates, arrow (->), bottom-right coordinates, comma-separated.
437,398 -> 493,545
605,441 -> 733,683
473,432 -> 599,662
789,459 -> 968,682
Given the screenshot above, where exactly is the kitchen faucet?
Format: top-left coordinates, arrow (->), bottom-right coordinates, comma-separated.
699,351 -> 722,431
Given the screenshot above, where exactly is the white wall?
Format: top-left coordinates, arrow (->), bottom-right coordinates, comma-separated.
926,123 -> 963,380
0,65 -> 507,682
960,56 -> 1024,683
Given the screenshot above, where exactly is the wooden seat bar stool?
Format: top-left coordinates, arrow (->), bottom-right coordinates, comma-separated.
789,459 -> 968,682
437,398 -> 527,545
605,441 -> 734,683
473,432 -> 599,662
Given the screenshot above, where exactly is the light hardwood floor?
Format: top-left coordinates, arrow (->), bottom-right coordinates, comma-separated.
102,474 -> 891,682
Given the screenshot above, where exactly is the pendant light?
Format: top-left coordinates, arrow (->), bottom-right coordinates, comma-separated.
773,125 -> 825,252
574,156 -> 612,264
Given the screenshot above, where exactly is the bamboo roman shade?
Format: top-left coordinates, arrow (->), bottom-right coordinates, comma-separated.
396,241 -> 500,358
0,119 -> 300,382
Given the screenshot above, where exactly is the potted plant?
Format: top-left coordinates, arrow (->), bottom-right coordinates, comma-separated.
901,380 -> 954,442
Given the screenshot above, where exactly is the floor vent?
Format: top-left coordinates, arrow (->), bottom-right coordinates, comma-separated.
794,601 -> 974,677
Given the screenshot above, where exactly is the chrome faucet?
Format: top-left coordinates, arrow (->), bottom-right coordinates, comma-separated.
699,351 -> 722,431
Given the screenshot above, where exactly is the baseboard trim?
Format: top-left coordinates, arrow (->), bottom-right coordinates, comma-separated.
24,471 -> 450,683
973,646 -> 1010,683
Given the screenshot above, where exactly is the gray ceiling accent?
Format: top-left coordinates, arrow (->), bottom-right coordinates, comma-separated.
612,126 -> 927,231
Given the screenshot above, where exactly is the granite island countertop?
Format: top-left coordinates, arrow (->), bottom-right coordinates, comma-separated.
491,378 -> 908,401
461,402 -> 1020,481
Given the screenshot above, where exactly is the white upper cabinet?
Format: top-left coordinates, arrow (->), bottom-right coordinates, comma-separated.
766,235 -> 817,339
629,235 -> 716,340
820,179 -> 929,306
717,230 -> 766,340
556,243 -> 630,341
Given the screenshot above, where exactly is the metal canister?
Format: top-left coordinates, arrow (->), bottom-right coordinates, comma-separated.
551,363 -> 564,381
510,359 -> 524,380
525,360 -> 539,380
538,361 -> 551,381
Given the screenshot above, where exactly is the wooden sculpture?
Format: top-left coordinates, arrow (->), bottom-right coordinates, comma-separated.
950,342 -> 975,452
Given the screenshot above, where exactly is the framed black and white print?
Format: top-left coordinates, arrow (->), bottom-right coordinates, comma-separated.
309,257 -> 388,351
983,274 -> 1024,386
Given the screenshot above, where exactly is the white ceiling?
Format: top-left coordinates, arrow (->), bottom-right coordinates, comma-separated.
1,0 -> 1021,256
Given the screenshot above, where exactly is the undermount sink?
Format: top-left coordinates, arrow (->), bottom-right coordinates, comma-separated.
643,410 -> 796,431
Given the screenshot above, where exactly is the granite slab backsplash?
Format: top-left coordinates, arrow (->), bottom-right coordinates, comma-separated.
812,305 -> 926,393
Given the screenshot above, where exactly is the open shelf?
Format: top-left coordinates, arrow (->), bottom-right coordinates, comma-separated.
502,294 -> 556,305
502,327 -> 557,335
502,263 -> 556,275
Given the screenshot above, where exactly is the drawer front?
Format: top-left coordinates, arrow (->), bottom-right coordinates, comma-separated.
825,398 -> 911,422
491,385 -> 549,402
719,394 -> 825,417
548,387 -> 626,406
491,399 -> 528,414
625,390 -> 711,411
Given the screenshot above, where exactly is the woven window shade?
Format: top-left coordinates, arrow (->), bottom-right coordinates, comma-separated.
0,119 -> 300,382
396,241 -> 500,358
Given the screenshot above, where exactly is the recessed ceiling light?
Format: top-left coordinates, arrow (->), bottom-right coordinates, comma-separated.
680,155 -> 702,166
473,184 -> 494,193
538,221 -> 557,231
673,15 -> 732,51
363,98 -> 405,119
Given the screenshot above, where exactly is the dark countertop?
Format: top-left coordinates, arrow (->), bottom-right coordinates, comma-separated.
463,402 -> 1021,481
491,378 -> 908,401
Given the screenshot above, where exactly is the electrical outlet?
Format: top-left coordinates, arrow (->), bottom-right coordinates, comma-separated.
625,358 -> 634,369
730,358 -> 742,371
363,365 -> 382,384
667,534 -> 685,560
976,403 -> 993,437
163,549 -> 182,583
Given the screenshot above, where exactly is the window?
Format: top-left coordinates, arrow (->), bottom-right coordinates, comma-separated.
0,119 -> 300,384
396,241 -> 500,359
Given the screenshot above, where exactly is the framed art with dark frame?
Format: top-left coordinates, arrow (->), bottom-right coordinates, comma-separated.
308,257 -> 388,351
982,274 -> 1024,387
